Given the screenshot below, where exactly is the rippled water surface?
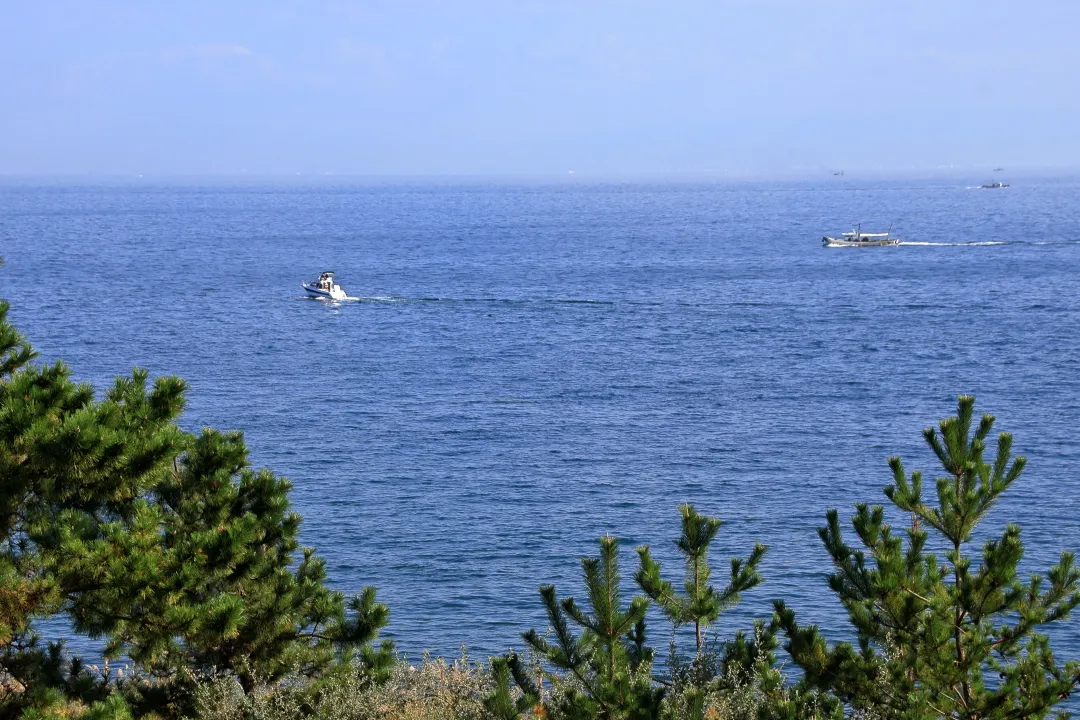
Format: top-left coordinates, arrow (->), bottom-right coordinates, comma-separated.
3,176 -> 1080,661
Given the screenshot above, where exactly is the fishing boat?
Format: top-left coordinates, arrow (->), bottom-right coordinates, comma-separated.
822,225 -> 899,247
302,271 -> 347,300
980,181 -> 1009,189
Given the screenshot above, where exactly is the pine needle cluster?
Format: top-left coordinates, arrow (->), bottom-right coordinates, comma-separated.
777,396 -> 1080,719
0,301 -> 392,717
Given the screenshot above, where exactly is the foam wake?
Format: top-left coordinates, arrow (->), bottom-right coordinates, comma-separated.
898,241 -> 1010,247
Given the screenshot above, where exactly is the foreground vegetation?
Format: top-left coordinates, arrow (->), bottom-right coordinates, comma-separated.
2,297 -> 1079,719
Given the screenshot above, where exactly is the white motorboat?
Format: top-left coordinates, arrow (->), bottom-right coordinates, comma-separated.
302,271 -> 347,300
822,225 -> 899,247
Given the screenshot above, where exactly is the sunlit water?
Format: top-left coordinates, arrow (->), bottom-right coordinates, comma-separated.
2,176 -> 1079,671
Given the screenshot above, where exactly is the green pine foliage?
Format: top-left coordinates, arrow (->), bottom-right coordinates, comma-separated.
0,301 -> 48,647
636,504 -> 767,654
0,299 -> 187,654
519,535 -> 664,719
634,506 -> 833,720
0,300 -> 392,717
146,427 -> 394,691
776,395 -> 1080,719
482,652 -> 539,720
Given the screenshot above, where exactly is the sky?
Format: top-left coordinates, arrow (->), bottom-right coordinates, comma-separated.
1,0 -> 1078,177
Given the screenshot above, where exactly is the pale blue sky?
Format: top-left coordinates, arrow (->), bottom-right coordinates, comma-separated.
2,1 -> 1077,176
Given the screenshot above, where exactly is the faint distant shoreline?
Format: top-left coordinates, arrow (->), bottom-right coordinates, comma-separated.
2,167 -> 1080,186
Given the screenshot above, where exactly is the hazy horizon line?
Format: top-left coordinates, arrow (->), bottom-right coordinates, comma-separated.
2,165 -> 1078,184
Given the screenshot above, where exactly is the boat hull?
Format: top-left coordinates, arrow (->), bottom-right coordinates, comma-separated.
822,236 -> 899,247
302,284 -> 347,300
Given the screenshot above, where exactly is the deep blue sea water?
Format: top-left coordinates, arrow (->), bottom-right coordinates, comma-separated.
2,176 -> 1080,666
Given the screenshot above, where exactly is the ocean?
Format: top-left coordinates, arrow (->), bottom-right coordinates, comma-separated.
2,175 -> 1079,664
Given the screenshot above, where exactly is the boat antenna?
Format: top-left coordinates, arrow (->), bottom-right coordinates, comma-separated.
888,222 -> 893,238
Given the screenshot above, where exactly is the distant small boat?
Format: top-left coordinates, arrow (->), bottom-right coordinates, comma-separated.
833,170 -> 844,176
980,182 -> 1009,189
822,224 -> 899,247
303,271 -> 347,300
993,167 -> 1005,172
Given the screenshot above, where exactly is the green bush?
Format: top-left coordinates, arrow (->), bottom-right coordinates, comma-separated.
191,654 -> 493,720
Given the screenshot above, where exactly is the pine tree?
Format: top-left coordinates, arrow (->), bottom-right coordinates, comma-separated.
635,503 -> 767,654
483,651 -> 540,720
0,298 -> 188,656
166,428 -> 393,689
105,427 -> 394,693
0,300 -> 189,712
776,396 -> 1080,719
0,300 -> 46,647
518,535 -> 663,719
0,301 -> 392,714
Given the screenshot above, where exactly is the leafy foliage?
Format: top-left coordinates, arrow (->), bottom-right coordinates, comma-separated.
519,535 -> 663,719
193,652 -> 494,720
0,297 -> 187,653
636,504 -> 767,654
0,300 -> 392,717
145,428 -> 394,691
777,395 -> 1080,719
482,651 -> 539,720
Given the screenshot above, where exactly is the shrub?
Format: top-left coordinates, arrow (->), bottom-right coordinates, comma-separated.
191,654 -> 493,720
